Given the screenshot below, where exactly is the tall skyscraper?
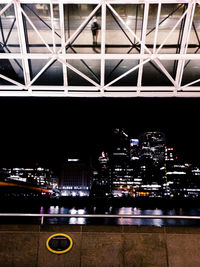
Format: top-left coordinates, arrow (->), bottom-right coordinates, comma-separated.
108,129 -> 135,197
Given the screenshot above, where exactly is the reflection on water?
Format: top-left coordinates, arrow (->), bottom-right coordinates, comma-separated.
117,207 -> 170,226
38,206 -> 200,226
69,217 -> 86,224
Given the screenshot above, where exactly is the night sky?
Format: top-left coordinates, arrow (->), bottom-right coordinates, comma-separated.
0,97 -> 199,172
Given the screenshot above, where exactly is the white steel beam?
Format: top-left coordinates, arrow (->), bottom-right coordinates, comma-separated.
180,78 -> 200,90
153,57 -> 179,89
1,53 -> 200,60
14,0 -> 31,86
100,2 -> 106,93
0,90 -> 200,98
58,58 -> 100,87
175,1 -> 196,88
59,2 -> 68,89
1,85 -> 200,92
50,2 -> 56,53
26,57 -> 56,88
156,4 -> 192,54
106,2 -> 151,55
0,1 -> 196,4
0,0 -> 200,97
137,2 -> 149,90
102,58 -> 151,89
57,3 -> 101,54
106,2 -> 178,90
0,74 -> 24,88
19,4 -> 53,53
153,1 -> 161,54
0,1 -> 13,17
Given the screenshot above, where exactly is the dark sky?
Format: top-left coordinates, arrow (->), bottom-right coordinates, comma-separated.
0,97 -> 199,171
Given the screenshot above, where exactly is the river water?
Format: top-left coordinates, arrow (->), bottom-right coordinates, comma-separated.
1,197 -> 200,226
38,206 -> 200,226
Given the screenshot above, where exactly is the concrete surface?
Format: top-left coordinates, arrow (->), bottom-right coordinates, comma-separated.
0,224 -> 200,267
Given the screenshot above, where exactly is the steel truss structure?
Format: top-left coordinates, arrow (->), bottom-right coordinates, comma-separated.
0,0 -> 200,97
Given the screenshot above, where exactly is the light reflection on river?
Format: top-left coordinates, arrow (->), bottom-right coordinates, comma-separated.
39,206 -> 200,226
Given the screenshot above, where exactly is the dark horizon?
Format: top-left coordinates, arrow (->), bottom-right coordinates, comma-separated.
0,97 -> 199,171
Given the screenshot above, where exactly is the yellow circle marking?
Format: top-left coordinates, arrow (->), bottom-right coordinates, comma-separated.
46,233 -> 73,254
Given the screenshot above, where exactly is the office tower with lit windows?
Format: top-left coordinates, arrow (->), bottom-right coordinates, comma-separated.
59,158 -> 91,197
140,131 -> 166,163
161,163 -> 189,197
98,151 -> 110,193
90,151 -> 111,197
109,128 -> 135,197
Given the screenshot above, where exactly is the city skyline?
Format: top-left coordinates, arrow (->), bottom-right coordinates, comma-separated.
0,97 -> 200,171
1,127 -> 200,199
92,128 -> 200,199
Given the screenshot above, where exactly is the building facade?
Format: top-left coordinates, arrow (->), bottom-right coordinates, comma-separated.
59,158 -> 91,197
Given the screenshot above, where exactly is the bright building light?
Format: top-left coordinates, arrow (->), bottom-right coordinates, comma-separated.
68,159 -> 80,162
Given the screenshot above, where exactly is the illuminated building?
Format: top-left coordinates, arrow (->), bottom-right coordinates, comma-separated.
93,129 -> 200,199
162,164 -> 188,197
59,158 -> 90,197
89,151 -> 110,197
130,139 -> 139,161
98,151 -> 110,194
184,166 -> 200,197
109,129 -> 135,197
164,147 -> 175,161
0,167 -> 56,187
160,163 -> 200,198
140,131 -> 166,163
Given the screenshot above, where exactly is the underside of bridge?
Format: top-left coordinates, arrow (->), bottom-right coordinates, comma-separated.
0,0 -> 200,97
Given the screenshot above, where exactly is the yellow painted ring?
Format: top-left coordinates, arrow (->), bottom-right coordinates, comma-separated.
46,233 -> 73,254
